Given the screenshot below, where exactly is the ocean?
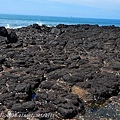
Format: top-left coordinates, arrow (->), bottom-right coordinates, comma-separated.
0,14 -> 120,28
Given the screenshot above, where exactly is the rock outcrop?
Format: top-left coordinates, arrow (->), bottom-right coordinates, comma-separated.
0,24 -> 119,119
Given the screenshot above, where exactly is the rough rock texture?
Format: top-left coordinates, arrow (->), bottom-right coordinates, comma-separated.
7,31 -> 18,43
0,24 -> 119,120
0,27 -> 8,37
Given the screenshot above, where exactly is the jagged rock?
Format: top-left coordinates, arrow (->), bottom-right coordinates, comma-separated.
0,35 -> 7,44
11,101 -> 37,112
0,57 -> 5,64
7,31 -> 18,43
56,24 -> 68,28
57,106 -> 78,119
32,24 -> 41,29
112,63 -> 120,71
0,27 -> 8,37
0,65 -> 3,72
0,24 -> 119,119
51,28 -> 61,35
40,81 -> 54,89
0,92 -> 15,103
13,60 -> 27,67
15,83 -> 31,93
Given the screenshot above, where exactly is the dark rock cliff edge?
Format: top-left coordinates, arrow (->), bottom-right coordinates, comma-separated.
0,24 -> 119,120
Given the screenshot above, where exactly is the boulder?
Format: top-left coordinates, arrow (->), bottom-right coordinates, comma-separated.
7,31 -> 18,43
15,83 -> 31,93
0,65 -> 3,72
32,24 -> 41,29
56,24 -> 68,28
112,64 -> 120,71
0,57 -> 5,64
0,27 -> 8,37
51,28 -> 61,35
40,81 -> 54,89
57,105 -> 78,119
0,35 -> 8,44
11,101 -> 37,112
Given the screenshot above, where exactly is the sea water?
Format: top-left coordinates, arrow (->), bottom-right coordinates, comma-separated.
0,14 -> 120,28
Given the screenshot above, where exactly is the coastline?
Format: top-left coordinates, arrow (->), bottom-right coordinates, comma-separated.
0,24 -> 119,120
1,14 -> 120,29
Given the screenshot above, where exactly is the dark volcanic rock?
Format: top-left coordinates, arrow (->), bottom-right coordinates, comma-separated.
15,83 -> 31,93
51,28 -> 61,35
112,63 -> 120,71
0,92 -> 15,103
0,24 -> 119,119
7,31 -> 18,43
0,35 -> 8,45
0,27 -> 8,37
32,23 -> 41,29
0,57 -> 5,64
11,101 -> 37,112
0,64 -> 3,72
35,90 -> 84,119
57,106 -> 77,119
56,24 -> 68,28
40,81 -> 54,89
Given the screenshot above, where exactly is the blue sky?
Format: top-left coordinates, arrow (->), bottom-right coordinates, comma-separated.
0,0 -> 120,19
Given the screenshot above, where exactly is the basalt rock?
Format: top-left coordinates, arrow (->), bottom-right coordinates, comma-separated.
11,101 -> 38,112
0,57 -> 5,64
0,27 -> 8,37
7,31 -> 18,43
112,63 -> 120,71
0,35 -> 8,44
32,23 -> 41,29
0,24 -> 119,119
0,65 -> 3,72
51,28 -> 61,35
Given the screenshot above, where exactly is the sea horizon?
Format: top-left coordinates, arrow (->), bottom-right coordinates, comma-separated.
1,13 -> 120,29
1,13 -> 120,20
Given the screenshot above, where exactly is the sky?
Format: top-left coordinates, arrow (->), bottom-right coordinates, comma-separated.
0,0 -> 120,19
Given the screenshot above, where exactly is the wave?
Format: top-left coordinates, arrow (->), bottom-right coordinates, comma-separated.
6,24 -> 11,28
5,24 -> 24,29
5,21 -> 45,29
36,22 -> 43,26
1,14 -> 120,29
5,22 -> 55,29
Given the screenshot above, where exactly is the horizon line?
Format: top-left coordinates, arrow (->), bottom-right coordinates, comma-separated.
0,13 -> 120,21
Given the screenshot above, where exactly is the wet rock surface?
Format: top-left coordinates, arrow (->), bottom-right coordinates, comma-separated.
0,24 -> 119,119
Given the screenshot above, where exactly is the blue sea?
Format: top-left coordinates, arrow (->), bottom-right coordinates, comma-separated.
0,14 -> 120,28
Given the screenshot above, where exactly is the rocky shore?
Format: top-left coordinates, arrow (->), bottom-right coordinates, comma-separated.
0,24 -> 119,120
